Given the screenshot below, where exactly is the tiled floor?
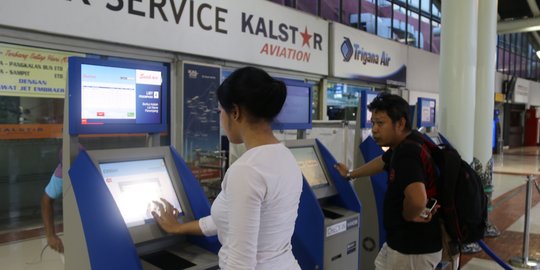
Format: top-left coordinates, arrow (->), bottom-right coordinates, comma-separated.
0,148 -> 539,269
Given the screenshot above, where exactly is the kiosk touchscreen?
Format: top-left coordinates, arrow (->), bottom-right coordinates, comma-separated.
272,80 -> 312,130
286,139 -> 361,270
69,147 -> 219,270
288,145 -> 337,199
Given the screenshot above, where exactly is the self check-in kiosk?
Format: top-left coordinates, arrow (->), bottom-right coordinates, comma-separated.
63,57 -> 219,269
351,90 -> 388,270
286,139 -> 362,270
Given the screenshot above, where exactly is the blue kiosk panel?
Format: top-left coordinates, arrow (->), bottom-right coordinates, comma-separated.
69,146 -> 219,269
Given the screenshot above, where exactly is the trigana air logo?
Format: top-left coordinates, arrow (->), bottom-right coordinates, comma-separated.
341,37 -> 354,62
340,36 -> 391,66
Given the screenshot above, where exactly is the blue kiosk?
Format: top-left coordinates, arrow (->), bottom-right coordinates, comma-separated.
286,139 -> 362,270
63,57 -> 219,270
351,90 -> 388,270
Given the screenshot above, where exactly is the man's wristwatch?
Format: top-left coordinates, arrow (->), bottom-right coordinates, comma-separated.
346,169 -> 353,179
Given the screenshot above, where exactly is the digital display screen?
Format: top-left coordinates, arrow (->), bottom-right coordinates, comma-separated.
81,64 -> 162,126
361,91 -> 378,128
289,147 -> 329,188
272,81 -> 312,130
99,158 -> 182,228
68,57 -> 168,135
417,97 -> 436,128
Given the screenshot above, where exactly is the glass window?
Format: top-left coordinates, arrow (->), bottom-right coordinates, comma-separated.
342,0 -> 360,27
297,0 -> 317,15
408,0 -> 420,9
321,0 -> 340,22
393,3 -> 407,43
378,0 -> 393,38
420,16 -> 430,50
431,20 -> 441,53
421,0 -> 430,13
407,10 -> 420,47
432,2 -> 441,19
361,0 -> 376,33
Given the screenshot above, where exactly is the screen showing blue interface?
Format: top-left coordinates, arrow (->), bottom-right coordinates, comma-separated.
273,85 -> 311,128
418,98 -> 436,127
362,91 -> 378,128
289,147 -> 329,188
99,159 -> 182,228
80,64 -> 162,126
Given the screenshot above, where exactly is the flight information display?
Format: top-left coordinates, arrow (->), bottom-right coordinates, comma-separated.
68,57 -> 168,134
99,158 -> 182,228
272,80 -> 312,130
81,64 -> 162,125
289,146 -> 329,188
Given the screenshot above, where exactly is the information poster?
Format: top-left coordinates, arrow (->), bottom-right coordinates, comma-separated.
0,43 -> 84,98
182,62 -> 221,184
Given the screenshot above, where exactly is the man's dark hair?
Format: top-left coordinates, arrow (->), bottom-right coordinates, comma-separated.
367,93 -> 412,130
217,66 -> 286,122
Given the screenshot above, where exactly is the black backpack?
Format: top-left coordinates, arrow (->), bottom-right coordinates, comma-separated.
419,138 -> 488,253
408,137 -> 488,255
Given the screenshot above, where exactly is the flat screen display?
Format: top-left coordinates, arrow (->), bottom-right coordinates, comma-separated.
272,80 -> 312,130
289,146 -> 329,188
99,158 -> 182,228
69,57 -> 168,134
417,97 -> 436,128
361,90 -> 378,128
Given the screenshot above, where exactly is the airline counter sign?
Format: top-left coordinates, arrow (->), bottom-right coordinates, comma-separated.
330,23 -> 406,85
0,0 -> 329,75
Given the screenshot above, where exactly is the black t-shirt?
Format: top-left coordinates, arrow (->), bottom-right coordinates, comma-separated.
381,130 -> 441,254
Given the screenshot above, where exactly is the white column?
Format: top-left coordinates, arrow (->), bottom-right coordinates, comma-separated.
439,0 -> 479,163
474,0 -> 498,165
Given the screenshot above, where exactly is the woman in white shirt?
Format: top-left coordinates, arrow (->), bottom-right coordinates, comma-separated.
153,66 -> 303,270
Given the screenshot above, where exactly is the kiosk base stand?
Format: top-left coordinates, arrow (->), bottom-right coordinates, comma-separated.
508,175 -> 540,270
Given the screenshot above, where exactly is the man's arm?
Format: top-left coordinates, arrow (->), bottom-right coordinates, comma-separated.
41,193 -> 64,253
402,182 -> 428,221
335,155 -> 385,179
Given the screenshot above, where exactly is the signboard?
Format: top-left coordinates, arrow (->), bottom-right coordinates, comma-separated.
0,0 -> 328,75
330,23 -> 407,85
0,43 -> 83,98
183,62 -> 221,180
0,124 -> 63,139
513,77 -> 529,104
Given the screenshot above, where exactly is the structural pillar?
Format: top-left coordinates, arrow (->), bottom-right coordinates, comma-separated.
439,0 -> 479,163
474,0 -> 500,238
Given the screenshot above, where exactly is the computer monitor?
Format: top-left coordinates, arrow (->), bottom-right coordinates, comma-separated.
68,57 -> 169,135
360,90 -> 378,128
87,147 -> 191,244
99,158 -> 183,228
272,80 -> 312,130
416,97 -> 436,128
285,140 -> 337,199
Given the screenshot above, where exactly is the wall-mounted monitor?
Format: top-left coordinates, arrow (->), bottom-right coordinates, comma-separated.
87,147 -> 191,245
68,57 -> 169,135
272,79 -> 313,130
285,140 -> 337,199
416,97 -> 436,128
360,90 -> 378,128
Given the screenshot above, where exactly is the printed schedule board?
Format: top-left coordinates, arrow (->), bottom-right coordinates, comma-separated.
0,43 -> 84,98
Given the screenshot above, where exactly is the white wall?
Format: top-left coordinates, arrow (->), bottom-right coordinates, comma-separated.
405,46 -> 440,93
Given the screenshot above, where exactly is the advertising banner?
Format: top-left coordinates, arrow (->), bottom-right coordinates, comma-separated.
0,0 -> 328,75
0,43 -> 83,98
182,62 -> 221,182
330,23 -> 407,85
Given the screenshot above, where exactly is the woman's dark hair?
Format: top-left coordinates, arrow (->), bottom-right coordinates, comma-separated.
367,93 -> 412,131
217,66 -> 286,122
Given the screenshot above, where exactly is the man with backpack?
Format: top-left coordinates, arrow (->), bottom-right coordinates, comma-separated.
335,93 -> 442,270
